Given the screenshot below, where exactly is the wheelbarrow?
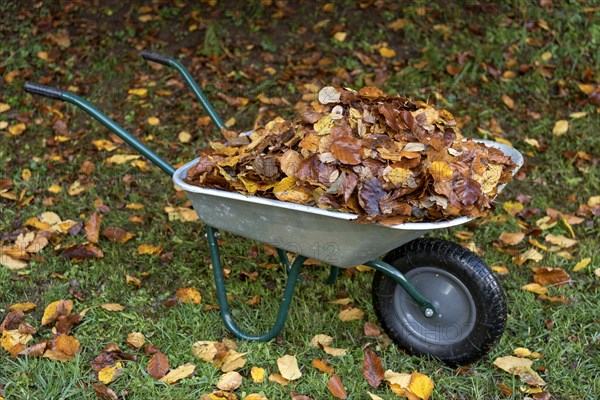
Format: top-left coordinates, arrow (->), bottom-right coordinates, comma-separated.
24,51 -> 523,365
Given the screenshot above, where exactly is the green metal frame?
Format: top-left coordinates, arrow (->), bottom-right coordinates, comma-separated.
23,49 -> 437,343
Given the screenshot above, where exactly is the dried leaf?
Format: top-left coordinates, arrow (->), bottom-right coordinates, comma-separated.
217,371 -> 243,391
175,287 -> 202,304
127,332 -> 145,348
138,244 -> 163,255
573,258 -> 591,272
521,283 -> 548,295
250,366 -> 265,383
42,300 -> 73,326
552,120 -> 569,136
98,362 -> 123,384
312,358 -> 335,374
8,302 -> 36,312
159,363 -> 196,384
277,354 -> 302,381
408,371 -> 434,400
362,349 -> 384,388
499,231 -> 525,245
338,307 -> 365,321
544,234 -> 577,248
100,303 -> 125,312
85,212 -> 103,244
268,373 -> 289,386
147,117 -> 160,126
327,374 -> 348,399
147,351 -> 170,379
102,227 -> 136,243
318,86 -> 341,104
531,267 -> 570,286
43,334 -> 80,361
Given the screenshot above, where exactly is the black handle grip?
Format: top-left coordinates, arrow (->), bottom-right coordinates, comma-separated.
140,50 -> 172,66
24,82 -> 64,100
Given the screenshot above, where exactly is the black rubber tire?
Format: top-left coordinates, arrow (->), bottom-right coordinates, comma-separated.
372,238 -> 506,365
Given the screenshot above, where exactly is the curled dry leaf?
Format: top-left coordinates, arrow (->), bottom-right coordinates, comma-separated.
277,354 -> 302,381
42,300 -> 73,326
159,363 -> 196,384
216,371 -> 243,391
85,212 -> 103,244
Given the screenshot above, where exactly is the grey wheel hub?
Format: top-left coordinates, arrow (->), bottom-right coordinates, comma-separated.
393,266 -> 477,345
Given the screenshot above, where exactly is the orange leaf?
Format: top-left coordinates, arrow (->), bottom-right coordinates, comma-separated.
138,244 -> 163,255
312,358 -> 335,374
327,374 -> 348,399
362,349 -> 384,388
85,212 -> 103,244
531,267 -> 571,286
148,351 -> 169,379
41,300 -> 73,326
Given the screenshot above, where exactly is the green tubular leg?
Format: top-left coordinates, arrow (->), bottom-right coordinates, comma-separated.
276,248 -> 291,273
206,226 -> 306,341
365,259 -> 436,318
325,266 -> 340,284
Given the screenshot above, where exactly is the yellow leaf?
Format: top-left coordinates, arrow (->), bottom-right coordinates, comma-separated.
8,123 -> 26,136
67,180 -> 89,196
126,274 -> 142,288
493,355 -> 533,373
8,302 -> 36,312
1,330 -> 33,356
577,83 -> 595,95
573,258 -> 591,272
503,201 -> 524,216
384,370 -> 412,388
552,120 -> 569,136
333,32 -> 347,42
277,354 -> 302,380
491,265 -> 509,275
159,363 -> 196,384
105,154 -> 141,164
100,303 -> 125,312
318,86 -> 341,104
0,102 -> 11,113
216,371 -> 243,391
540,51 -> 552,61
138,244 -> 163,255
310,334 -> 334,348
428,161 -> 453,181
0,121 -> 8,130
178,130 -> 192,143
164,206 -> 199,222
589,195 -> 600,207
273,176 -> 297,193
338,307 -> 365,321
126,332 -> 145,348
409,371 -> 434,400
388,18 -> 408,31
92,139 -> 118,151
322,346 -> 348,357
98,362 -> 123,384
268,373 -> 290,386
544,234 -> 577,248
521,283 -> 548,295
147,117 -> 160,126
314,116 -> 334,135
570,111 -> 587,119
385,167 -> 413,186
502,95 -> 515,110
367,392 -> 385,400
126,202 -> 145,210
128,88 -> 148,96
379,47 -> 396,58
48,184 -> 62,194
44,334 -> 80,361
42,300 -> 73,326
176,287 -> 202,304
243,394 -> 268,400
251,366 -> 266,383
514,347 -> 532,357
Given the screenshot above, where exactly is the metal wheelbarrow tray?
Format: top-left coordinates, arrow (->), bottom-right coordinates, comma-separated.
25,51 -> 524,365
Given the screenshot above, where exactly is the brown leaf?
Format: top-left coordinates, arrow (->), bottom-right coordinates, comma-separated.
498,231 -> 525,245
85,212 -> 103,244
93,383 -> 119,400
148,351 -> 169,379
102,227 -> 136,243
1,310 -> 25,332
330,136 -> 363,165
531,267 -> 570,286
41,300 -> 73,326
364,322 -> 382,337
43,334 -> 80,361
327,374 -> 348,399
362,349 -> 384,388
61,243 -> 104,261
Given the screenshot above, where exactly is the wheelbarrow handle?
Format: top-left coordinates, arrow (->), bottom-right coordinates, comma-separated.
24,82 -> 64,100
140,50 -> 225,131
24,81 -> 176,177
140,50 -> 171,66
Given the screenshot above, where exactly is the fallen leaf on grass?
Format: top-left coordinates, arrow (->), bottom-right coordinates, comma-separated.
327,374 -> 348,399
159,363 -> 195,384
164,205 -> 199,222
8,123 -> 26,136
522,283 -> 548,295
364,322 -> 382,337
544,234 -> 577,248
277,354 -> 302,380
217,371 -> 243,391
312,358 -> 334,374
127,332 -> 145,348
148,351 -> 169,379
147,117 -> 160,126
42,300 -> 73,326
552,120 -> 568,136
531,267 -> 570,286
105,154 -> 141,165
310,334 -> 333,347
98,362 -> 123,384
175,287 -> 202,304
85,212 -> 103,243
138,244 -> 163,255
502,95 -> 515,110
100,303 -> 125,312
367,393 -> 385,400
251,366 -> 265,383
43,333 -> 80,361
514,248 -> 543,265
499,231 -> 525,245
573,258 -> 591,272
338,307 -> 365,321
362,349 -> 384,388
61,243 -> 104,261
409,371 -> 435,400
268,373 -> 290,386
8,302 -> 36,312
93,383 -> 118,400
102,227 -> 136,243
67,180 -> 92,196
1,329 -> 33,356
0,255 -> 28,270
494,356 -> 546,387
126,274 -> 142,288
243,394 -> 268,400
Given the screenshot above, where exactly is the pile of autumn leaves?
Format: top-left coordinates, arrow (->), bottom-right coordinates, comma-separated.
186,86 -> 516,224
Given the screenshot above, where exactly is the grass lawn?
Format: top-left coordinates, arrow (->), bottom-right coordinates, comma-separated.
1,1 -> 599,399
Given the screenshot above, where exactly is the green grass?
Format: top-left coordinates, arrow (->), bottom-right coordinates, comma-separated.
1,1 -> 599,399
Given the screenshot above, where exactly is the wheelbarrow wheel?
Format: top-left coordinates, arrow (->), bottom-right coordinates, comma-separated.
372,238 -> 506,365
